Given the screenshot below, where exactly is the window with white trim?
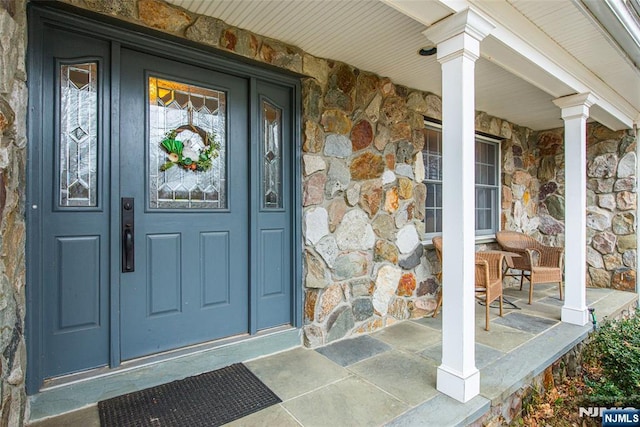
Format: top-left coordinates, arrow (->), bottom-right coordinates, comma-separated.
422,122 -> 501,238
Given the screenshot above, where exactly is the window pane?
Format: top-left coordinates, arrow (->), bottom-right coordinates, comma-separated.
149,77 -> 226,209
263,100 -> 282,208
487,165 -> 496,185
59,62 -> 98,207
435,183 -> 442,207
426,183 -> 442,209
476,210 -> 488,230
477,188 -> 485,209
426,183 -> 435,207
425,210 -> 436,233
488,143 -> 496,165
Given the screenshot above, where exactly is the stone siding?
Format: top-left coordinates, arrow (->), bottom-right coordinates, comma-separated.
585,125 -> 636,289
0,0 -> 27,426
504,123 -> 637,290
533,123 -> 637,292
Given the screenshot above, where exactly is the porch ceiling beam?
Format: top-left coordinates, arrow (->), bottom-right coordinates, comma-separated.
383,0 -> 639,130
448,0 -> 638,130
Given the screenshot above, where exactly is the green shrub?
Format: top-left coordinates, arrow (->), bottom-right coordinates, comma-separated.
583,308 -> 640,405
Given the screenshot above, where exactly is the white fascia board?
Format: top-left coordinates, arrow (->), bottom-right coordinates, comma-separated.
580,0 -> 640,63
572,0 -> 640,77
430,0 -> 638,129
470,0 -> 637,129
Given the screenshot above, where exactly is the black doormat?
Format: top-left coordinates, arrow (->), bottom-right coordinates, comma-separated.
98,363 -> 281,427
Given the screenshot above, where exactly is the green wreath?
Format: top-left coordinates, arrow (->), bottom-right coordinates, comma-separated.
160,125 -> 220,172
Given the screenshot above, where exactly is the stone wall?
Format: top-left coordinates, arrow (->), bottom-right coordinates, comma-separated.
301,101 -> 532,345
0,0 -> 27,426
499,117 -> 637,291
532,124 -> 637,290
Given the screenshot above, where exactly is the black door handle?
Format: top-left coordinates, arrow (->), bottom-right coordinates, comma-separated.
123,228 -> 133,271
121,197 -> 135,272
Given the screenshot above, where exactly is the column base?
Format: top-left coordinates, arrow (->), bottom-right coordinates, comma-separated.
436,364 -> 480,403
561,306 -> 589,326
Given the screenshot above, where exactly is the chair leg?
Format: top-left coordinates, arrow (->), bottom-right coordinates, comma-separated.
528,282 -> 534,304
432,290 -> 443,318
485,299 -> 490,331
519,271 -> 524,290
499,295 -> 504,317
558,281 -> 564,301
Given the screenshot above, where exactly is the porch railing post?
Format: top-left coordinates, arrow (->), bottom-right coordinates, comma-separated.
554,93 -> 596,326
424,8 -> 494,403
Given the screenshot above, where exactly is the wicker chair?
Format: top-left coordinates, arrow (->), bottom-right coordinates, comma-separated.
475,252 -> 505,331
496,230 -> 564,304
431,236 -> 443,317
431,236 -> 504,330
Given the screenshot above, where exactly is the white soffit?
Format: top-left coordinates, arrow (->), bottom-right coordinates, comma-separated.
167,0 -> 637,130
169,0 -> 445,97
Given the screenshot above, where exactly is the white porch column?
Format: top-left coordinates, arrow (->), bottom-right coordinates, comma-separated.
553,93 -> 597,326
424,9 -> 494,403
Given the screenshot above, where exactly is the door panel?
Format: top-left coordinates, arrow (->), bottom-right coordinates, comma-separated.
146,234 -> 182,316
56,236 -> 101,330
254,81 -> 293,330
201,232 -> 231,306
40,27 -> 111,378
118,49 -> 250,360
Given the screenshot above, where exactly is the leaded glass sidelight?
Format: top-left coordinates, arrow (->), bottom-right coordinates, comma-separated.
59,62 -> 98,207
262,100 -> 282,208
149,77 -> 226,209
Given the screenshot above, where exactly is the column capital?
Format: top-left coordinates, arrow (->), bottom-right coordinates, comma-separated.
423,7 -> 495,47
553,93 -> 598,120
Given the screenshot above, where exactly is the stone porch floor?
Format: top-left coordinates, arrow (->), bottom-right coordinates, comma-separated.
28,284 -> 637,427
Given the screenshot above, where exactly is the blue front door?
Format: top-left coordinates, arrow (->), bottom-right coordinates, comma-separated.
118,49 -> 251,360
29,12 -> 296,390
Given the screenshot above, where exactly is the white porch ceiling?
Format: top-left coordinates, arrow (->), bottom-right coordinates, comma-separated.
168,0 -> 640,132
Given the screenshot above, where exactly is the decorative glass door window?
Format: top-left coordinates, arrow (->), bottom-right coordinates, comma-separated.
59,62 -> 98,207
149,77 -> 226,209
262,100 -> 282,209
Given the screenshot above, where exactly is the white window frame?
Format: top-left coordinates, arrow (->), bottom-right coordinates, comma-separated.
421,120 -> 502,243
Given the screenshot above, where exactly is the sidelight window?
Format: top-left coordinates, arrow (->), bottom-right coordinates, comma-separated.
262,100 -> 282,209
59,62 -> 98,207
